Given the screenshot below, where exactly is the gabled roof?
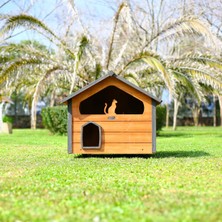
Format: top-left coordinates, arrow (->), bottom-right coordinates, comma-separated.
62,71 -> 162,104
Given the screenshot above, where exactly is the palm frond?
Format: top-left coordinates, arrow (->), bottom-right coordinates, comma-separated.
123,73 -> 140,86
193,56 -> 222,70
0,43 -> 52,62
168,53 -> 222,70
145,16 -> 215,49
0,14 -> 75,59
0,14 -> 57,38
106,2 -> 128,70
172,69 -> 204,101
0,58 -> 44,85
180,66 -> 222,91
120,51 -> 174,95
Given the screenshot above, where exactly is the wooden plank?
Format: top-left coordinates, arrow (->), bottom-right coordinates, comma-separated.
73,113 -> 152,122
72,142 -> 153,154
73,121 -> 152,132
73,132 -> 152,143
72,101 -> 152,112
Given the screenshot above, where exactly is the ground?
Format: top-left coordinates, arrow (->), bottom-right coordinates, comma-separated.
0,127 -> 222,222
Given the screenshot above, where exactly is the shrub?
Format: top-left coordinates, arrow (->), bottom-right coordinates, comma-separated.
41,106 -> 67,135
3,115 -> 14,124
156,105 -> 166,133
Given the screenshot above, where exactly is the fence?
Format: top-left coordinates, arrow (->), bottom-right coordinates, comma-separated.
9,115 -> 43,128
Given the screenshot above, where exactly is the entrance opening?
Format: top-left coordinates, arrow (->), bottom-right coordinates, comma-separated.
82,122 -> 101,149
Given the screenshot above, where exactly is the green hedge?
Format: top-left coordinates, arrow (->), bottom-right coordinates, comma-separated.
3,115 -> 14,123
156,105 -> 166,133
41,106 -> 67,135
42,105 -> 166,135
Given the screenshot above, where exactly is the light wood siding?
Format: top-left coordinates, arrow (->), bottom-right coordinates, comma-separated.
71,77 -> 153,154
72,143 -> 153,154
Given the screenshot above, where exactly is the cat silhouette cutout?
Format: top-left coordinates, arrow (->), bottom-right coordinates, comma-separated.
104,99 -> 117,115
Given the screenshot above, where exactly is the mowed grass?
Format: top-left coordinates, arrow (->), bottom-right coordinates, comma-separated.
0,127 -> 222,222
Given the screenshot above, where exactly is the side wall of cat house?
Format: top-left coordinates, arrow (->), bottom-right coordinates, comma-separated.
62,72 -> 161,154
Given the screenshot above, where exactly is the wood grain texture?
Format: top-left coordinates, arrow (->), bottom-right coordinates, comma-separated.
74,132 -> 152,143
73,121 -> 152,132
73,113 -> 152,122
72,143 -> 153,154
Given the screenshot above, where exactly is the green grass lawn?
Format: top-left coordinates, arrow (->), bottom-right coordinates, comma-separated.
0,127 -> 222,222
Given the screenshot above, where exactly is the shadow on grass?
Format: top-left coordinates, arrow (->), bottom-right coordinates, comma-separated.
75,150 -> 210,159
75,154 -> 152,159
153,150 -> 210,158
158,133 -> 192,138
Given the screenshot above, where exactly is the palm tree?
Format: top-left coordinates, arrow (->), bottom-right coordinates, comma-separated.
0,37 -> 94,129
171,51 -> 222,127
105,2 -> 221,95
1,1 -> 222,130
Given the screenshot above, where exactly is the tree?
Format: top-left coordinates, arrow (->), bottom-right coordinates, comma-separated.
0,37 -> 84,125
1,1 -> 222,130
192,0 -> 222,126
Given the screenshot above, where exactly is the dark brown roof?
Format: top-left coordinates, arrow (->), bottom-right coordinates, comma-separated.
62,71 -> 162,104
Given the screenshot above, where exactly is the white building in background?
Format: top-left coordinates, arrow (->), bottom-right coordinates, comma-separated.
36,101 -> 46,115
5,99 -> 47,116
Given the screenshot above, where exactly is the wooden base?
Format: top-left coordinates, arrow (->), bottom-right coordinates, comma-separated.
72,143 -> 154,154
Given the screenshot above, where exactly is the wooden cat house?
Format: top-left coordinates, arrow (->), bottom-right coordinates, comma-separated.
62,72 -> 161,154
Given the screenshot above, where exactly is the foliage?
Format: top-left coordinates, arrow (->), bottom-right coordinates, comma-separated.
156,105 -> 166,133
41,106 -> 67,135
0,127 -> 222,221
2,115 -> 13,123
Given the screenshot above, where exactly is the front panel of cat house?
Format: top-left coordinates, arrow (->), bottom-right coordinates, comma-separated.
63,73 -> 161,154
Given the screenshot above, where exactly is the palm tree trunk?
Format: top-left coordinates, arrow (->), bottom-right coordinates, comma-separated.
0,103 -> 4,132
106,3 -> 127,70
218,94 -> 222,127
50,90 -> 55,107
192,106 -> 200,126
31,80 -> 42,129
14,91 -> 18,126
213,95 -> 216,127
166,103 -> 169,128
173,98 -> 179,131
69,60 -> 77,94
31,67 -> 59,129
